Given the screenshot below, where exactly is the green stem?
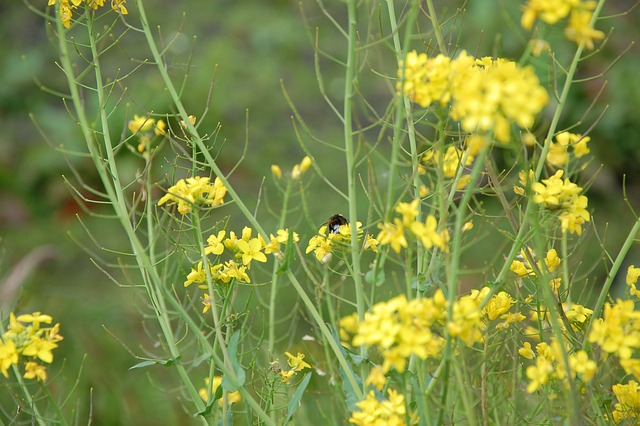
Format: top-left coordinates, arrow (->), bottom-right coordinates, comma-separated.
343,0 -> 369,394
268,179 -> 293,354
583,215 -> 640,347
425,0 -> 447,54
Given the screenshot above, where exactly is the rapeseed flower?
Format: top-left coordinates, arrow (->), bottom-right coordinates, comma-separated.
349,389 -> 407,426
0,312 -> 63,381
612,380 -> 640,423
521,0 -> 603,49
399,50 -> 548,143
158,176 -> 227,215
198,376 -> 241,405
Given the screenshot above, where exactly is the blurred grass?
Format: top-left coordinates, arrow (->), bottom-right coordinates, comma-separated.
1,0 -> 639,423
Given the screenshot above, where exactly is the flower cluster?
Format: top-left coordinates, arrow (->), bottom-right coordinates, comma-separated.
306,217 -> 377,262
376,199 -> 449,254
198,375 -> 242,405
342,292 -> 446,374
510,247 -> 564,296
448,287 -> 524,344
271,156 -> 312,181
186,227 -> 298,312
546,132 -> 591,168
521,0 -> 605,49
588,299 -> 640,373
349,389 -> 407,426
271,352 -> 312,383
128,114 -> 166,155
531,170 -> 590,235
0,312 -> 63,381
48,0 -> 128,29
341,286 -> 524,377
519,339 -> 597,393
422,146 -> 474,189
612,380 -> 640,423
158,176 -> 227,215
399,51 -> 548,143
626,265 -> 640,299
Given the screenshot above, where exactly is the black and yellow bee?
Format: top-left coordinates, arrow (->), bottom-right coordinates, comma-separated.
325,214 -> 349,234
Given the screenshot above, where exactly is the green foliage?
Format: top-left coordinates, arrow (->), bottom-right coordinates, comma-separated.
1,0 -> 639,424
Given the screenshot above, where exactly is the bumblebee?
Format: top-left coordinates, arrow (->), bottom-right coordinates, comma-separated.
326,214 -> 349,234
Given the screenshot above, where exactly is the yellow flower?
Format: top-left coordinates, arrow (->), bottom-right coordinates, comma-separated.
510,260 -> 533,277
205,231 -> 226,256
543,248 -> 561,272
285,352 -> 311,372
306,234 -> 333,262
16,312 -> 53,329
612,380 -> 640,422
299,156 -> 312,173
565,8 -> 605,50
365,366 -> 387,391
627,265 -> 640,298
184,261 -> 206,287
0,339 -> 19,378
363,235 -> 379,253
588,299 -> 640,359
526,356 -> 553,393
279,369 -> 295,383
484,292 -> 515,321
271,164 -> 282,179
111,0 -> 128,14
376,219 -> 407,254
128,114 -> 155,134
410,215 -> 448,252
198,376 -> 241,404
519,342 -> 535,360
395,199 -> 419,226
22,337 -> 57,364
569,350 -> 597,382
179,115 -> 197,128
563,303 -> 593,324
349,389 -> 407,426
24,362 -> 47,381
349,293 -> 445,374
157,176 -> 227,215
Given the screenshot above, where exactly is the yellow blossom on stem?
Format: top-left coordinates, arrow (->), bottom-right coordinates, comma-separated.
237,238 -> 267,266
128,114 -> 155,134
484,292 -> 515,321
377,219 -> 408,254
198,376 -> 241,404
395,199 -> 419,226
0,339 -> 19,378
410,215 -> 448,252
205,230 -> 226,256
158,176 -> 227,215
565,7 -> 605,49
24,362 -> 47,381
271,164 -> 282,179
627,265 -> 640,298
349,293 -> 445,374
184,261 -> 206,287
612,380 -> 640,423
526,356 -> 553,393
365,366 -> 387,391
349,389 -> 407,426
285,352 -> 311,372
22,337 -> 58,363
519,342 -> 535,360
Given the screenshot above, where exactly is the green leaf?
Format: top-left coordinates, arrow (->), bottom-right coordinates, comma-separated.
276,230 -> 295,274
283,372 -> 312,425
128,357 -> 178,370
221,331 -> 246,391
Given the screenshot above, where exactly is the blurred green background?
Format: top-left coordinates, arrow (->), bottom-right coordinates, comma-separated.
1,0 -> 639,423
